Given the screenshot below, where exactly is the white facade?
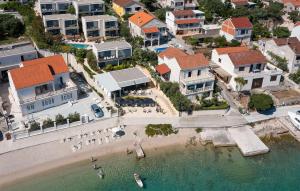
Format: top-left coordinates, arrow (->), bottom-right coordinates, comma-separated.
158,0 -> 198,10
72,0 -> 105,18
43,14 -> 79,37
37,0 -> 72,16
8,68 -> 78,116
0,42 -> 38,80
158,51 -> 215,100
262,39 -> 300,73
291,25 -> 300,41
211,49 -> 282,91
82,15 -> 118,41
166,10 -> 205,35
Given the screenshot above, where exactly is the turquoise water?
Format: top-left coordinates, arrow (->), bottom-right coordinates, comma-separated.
68,43 -> 89,49
2,138 -> 300,191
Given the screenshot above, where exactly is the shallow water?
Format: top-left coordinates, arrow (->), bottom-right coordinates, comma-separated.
2,138 -> 300,191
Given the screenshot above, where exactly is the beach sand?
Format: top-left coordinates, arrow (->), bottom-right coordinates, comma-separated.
0,126 -> 200,188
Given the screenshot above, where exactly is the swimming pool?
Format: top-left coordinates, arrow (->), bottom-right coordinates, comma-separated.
155,47 -> 168,53
67,43 -> 89,49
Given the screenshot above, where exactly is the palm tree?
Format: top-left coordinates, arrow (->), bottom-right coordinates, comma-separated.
234,77 -> 247,99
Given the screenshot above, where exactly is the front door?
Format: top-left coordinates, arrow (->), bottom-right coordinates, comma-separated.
251,78 -> 263,89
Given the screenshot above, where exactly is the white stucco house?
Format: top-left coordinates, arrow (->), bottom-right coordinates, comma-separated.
166,9 -> 205,36
291,22 -> 300,40
158,0 -> 198,10
156,47 -> 215,100
262,37 -> 300,73
0,41 -> 38,81
211,46 -> 283,91
8,55 -> 78,115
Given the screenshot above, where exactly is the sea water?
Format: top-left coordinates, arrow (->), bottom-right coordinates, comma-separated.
2,137 -> 300,191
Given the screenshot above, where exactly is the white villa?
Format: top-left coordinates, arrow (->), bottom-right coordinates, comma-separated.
211,47 -> 283,91
166,10 -> 205,36
156,47 -> 215,100
8,55 -> 78,115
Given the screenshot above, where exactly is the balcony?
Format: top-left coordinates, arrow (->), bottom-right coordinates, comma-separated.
181,73 -> 215,86
20,82 -> 77,104
183,86 -> 213,95
239,63 -> 283,78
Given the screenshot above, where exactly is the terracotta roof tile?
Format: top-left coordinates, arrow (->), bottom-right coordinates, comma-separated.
155,63 -> 170,75
22,55 -> 68,75
215,46 -> 249,54
295,21 -> 300,27
10,55 -> 68,90
10,63 -> 54,90
129,11 -> 155,27
273,37 -> 300,54
231,0 -> 248,5
175,18 -> 201,25
228,50 -> 267,66
159,47 -> 209,69
172,10 -> 194,17
230,17 -> 253,28
142,26 -> 159,33
283,0 -> 300,7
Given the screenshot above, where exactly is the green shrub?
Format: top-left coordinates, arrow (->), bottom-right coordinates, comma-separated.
42,118 -> 54,129
145,124 -> 175,137
29,121 -> 40,132
195,128 -> 202,133
289,69 -> 300,84
86,50 -> 100,72
55,114 -> 67,125
68,112 -> 80,123
248,93 -> 274,111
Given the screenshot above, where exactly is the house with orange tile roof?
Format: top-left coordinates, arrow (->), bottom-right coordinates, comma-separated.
128,10 -> 168,47
158,0 -> 198,10
283,0 -> 300,12
211,47 -> 282,91
221,0 -> 254,9
156,47 -> 215,100
220,17 -> 253,44
8,55 -> 78,115
166,10 -> 205,35
262,37 -> 300,73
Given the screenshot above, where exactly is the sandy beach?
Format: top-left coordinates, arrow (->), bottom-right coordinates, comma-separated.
0,126 -> 200,188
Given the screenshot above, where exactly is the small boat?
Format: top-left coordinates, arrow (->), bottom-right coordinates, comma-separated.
97,168 -> 104,179
134,173 -> 143,188
288,110 -> 300,130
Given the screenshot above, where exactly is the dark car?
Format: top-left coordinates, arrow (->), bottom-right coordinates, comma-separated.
0,131 -> 3,141
91,104 -> 104,118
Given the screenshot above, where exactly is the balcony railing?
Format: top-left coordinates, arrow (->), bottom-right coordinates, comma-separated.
181,74 -> 215,86
184,86 -> 213,95
20,85 -> 77,104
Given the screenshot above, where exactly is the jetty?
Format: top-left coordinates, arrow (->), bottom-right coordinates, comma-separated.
228,126 -> 269,156
278,116 -> 300,142
200,129 -> 235,147
134,143 -> 145,159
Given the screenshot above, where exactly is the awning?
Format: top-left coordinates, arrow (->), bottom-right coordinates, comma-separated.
155,64 -> 171,75
142,26 -> 159,33
175,18 -> 201,25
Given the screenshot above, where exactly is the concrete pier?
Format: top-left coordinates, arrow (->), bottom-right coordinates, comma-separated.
134,143 -> 145,159
200,129 -> 236,147
228,126 -> 269,156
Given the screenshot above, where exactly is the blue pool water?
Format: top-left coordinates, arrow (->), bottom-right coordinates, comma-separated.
68,43 -> 89,49
155,47 -> 168,53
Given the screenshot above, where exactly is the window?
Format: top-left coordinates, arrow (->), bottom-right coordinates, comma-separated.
197,70 -> 201,76
61,93 -> 73,101
27,104 -> 34,111
42,98 -> 54,107
270,75 -> 277,81
296,56 -> 300,61
239,67 -> 245,71
218,58 -> 221,63
188,71 -> 192,77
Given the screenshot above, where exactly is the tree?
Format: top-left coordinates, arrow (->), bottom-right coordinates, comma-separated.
273,27 -> 290,38
234,77 -> 247,98
67,5 -> 75,14
186,37 -> 198,46
0,14 -> 24,39
86,50 -> 99,72
267,51 -> 288,72
289,69 -> 300,84
154,7 -> 171,21
248,93 -> 274,111
140,0 -> 156,11
214,36 -> 228,48
229,39 -> 241,47
288,11 -> 300,22
252,23 -> 271,40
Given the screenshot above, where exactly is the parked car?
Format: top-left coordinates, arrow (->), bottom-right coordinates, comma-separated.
91,104 -> 104,118
0,131 -> 3,141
